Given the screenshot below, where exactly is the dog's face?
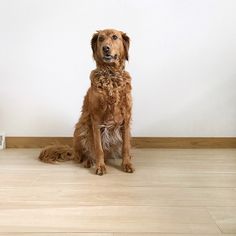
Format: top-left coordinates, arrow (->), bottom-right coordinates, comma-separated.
91,29 -> 130,65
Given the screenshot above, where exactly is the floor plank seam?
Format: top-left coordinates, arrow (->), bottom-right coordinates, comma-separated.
206,207 -> 224,234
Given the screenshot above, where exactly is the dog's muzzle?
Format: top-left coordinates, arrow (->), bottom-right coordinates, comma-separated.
103,54 -> 118,62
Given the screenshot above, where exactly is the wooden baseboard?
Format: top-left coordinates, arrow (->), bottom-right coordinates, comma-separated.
6,137 -> 72,148
5,137 -> 236,148
132,137 -> 236,148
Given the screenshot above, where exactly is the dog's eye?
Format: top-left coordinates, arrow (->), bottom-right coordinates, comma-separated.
99,36 -> 104,42
112,35 -> 118,40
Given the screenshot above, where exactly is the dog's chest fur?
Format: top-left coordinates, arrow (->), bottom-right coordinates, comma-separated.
91,69 -> 131,121
89,68 -> 131,152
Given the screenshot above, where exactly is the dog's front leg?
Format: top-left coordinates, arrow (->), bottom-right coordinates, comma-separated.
122,122 -> 135,173
92,120 -> 106,175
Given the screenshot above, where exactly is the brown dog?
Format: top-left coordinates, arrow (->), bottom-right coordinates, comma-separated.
39,29 -> 134,175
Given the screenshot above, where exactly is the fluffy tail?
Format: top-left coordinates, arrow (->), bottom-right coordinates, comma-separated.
38,145 -> 73,164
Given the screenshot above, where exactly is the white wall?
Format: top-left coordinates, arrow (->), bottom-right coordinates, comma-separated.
0,0 -> 236,137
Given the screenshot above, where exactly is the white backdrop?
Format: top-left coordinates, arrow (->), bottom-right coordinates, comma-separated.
0,0 -> 236,137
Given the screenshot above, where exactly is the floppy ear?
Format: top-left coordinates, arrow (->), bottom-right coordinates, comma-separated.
91,32 -> 99,55
122,33 -> 130,61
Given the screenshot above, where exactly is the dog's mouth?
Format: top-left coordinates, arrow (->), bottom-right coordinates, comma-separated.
103,54 -> 118,62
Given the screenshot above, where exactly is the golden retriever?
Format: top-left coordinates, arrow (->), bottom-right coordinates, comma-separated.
39,29 -> 134,175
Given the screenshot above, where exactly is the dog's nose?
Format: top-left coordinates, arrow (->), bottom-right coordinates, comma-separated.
103,46 -> 110,53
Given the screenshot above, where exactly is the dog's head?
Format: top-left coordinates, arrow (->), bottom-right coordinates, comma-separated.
91,29 -> 130,66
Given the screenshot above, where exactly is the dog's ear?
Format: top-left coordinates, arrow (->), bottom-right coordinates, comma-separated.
122,32 -> 130,61
91,32 -> 99,55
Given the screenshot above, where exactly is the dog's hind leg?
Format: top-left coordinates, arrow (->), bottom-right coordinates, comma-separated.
73,136 -> 94,168
73,135 -> 85,163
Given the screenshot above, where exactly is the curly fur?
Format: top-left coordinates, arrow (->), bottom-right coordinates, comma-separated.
39,29 -> 134,175
39,145 -> 73,163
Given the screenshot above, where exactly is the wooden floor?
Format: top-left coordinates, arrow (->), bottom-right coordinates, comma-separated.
0,148 -> 236,235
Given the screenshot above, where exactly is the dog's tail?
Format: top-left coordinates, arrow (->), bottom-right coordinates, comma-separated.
38,145 -> 74,164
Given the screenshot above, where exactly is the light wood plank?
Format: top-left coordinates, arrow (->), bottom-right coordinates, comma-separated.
114,234 -> 236,236
1,234 -> 233,236
2,234 -> 234,236
0,234 -> 112,236
208,207 -> 236,234
0,186 -> 236,208
0,206 -> 220,233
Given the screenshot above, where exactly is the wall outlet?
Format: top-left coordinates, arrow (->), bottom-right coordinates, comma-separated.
0,132 -> 5,150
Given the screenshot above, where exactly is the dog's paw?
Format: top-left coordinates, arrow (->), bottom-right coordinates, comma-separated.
95,164 -> 107,176
84,159 -> 94,168
122,162 -> 135,173
74,154 -> 83,163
